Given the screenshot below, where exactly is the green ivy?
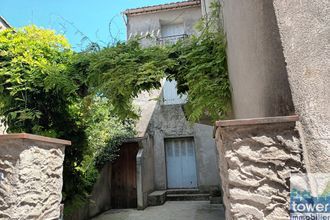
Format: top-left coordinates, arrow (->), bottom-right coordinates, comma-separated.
75,2 -> 230,122
85,40 -> 174,119
167,22 -> 230,121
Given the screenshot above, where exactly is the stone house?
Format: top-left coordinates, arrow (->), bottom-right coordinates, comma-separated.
110,0 -> 221,210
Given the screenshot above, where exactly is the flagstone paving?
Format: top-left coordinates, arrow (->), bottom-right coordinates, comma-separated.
93,201 -> 225,220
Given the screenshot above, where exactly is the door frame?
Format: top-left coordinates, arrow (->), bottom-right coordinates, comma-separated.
164,136 -> 199,189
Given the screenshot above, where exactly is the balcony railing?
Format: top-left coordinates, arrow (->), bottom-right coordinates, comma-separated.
157,34 -> 188,45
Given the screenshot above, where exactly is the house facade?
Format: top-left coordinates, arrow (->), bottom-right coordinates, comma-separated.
121,0 -> 221,209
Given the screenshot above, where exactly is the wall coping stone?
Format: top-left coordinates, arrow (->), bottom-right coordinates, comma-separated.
213,115 -> 299,137
0,133 -> 71,146
215,115 -> 299,128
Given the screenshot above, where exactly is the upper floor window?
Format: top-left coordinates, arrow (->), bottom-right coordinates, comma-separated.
158,23 -> 186,45
163,80 -> 187,105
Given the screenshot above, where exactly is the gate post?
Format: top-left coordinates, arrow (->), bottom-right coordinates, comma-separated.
214,116 -> 305,219
0,133 -> 70,219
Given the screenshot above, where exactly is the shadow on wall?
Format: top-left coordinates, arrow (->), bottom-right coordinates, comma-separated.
66,164 -> 112,220
223,0 -> 295,119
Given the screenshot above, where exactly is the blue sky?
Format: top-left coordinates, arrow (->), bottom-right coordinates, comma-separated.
0,0 -> 178,50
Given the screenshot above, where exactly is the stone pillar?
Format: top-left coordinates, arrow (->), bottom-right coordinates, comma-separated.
215,116 -> 305,220
0,133 -> 71,219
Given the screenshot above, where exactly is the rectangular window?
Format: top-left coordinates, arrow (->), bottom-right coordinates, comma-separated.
159,23 -> 186,45
163,80 -> 187,105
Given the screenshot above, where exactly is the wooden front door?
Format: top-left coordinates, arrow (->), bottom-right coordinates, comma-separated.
111,142 -> 139,209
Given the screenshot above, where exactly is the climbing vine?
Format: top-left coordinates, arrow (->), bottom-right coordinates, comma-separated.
76,2 -> 230,122
167,3 -> 230,121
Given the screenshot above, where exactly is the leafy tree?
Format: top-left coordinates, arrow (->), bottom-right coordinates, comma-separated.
0,26 -> 89,212
0,25 -> 75,133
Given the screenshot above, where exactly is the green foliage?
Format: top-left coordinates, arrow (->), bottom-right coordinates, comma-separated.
0,26 -> 135,215
64,97 -> 135,215
81,96 -> 135,173
75,2 -> 230,122
85,41 -> 174,119
167,2 -> 230,121
0,26 -> 75,133
0,26 -> 91,213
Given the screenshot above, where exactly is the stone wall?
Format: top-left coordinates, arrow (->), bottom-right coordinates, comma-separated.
272,0 -> 330,174
215,116 -> 305,219
0,133 -> 70,220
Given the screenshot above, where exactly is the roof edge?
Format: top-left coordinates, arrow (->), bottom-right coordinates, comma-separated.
0,16 -> 12,28
124,0 -> 201,16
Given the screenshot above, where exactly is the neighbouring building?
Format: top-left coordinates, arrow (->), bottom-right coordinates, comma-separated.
0,16 -> 11,31
108,0 -> 221,210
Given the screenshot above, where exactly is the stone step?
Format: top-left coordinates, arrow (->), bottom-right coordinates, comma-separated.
166,189 -> 200,195
166,193 -> 210,201
148,190 -> 166,206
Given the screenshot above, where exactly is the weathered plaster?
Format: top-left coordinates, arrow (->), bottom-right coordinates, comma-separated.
133,87 -> 163,138
137,135 -> 155,209
148,104 -> 195,189
272,0 -> 330,173
193,123 -> 220,191
148,104 -> 220,191
0,120 -> 5,134
221,0 -> 294,119
66,164 -> 113,220
126,6 -> 201,45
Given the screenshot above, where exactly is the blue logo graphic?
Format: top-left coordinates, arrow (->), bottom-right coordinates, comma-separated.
290,174 -> 330,220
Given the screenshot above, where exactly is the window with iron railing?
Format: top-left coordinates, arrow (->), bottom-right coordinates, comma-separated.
159,23 -> 186,45
157,34 -> 188,45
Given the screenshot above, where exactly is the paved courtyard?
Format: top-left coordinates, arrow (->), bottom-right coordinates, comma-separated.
93,201 -> 225,220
